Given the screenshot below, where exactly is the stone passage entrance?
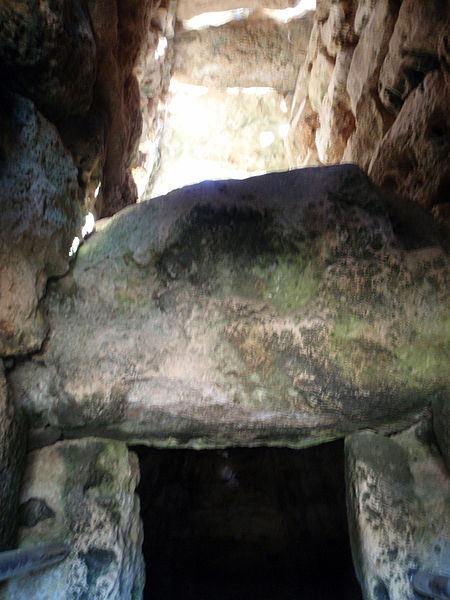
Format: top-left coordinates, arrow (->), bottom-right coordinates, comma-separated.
133,440 -> 362,599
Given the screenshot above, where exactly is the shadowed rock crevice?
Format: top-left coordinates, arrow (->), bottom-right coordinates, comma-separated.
18,498 -> 55,528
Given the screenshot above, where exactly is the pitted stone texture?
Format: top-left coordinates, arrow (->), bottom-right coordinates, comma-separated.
173,12 -> 314,92
0,0 -> 158,219
1,438 -> 144,600
318,0 -> 357,57
315,0 -> 333,22
378,0 -> 450,115
347,0 -> 400,117
287,21 -> 321,167
133,0 -> 177,200
354,0 -> 377,36
290,19 -> 320,116
85,0 -> 153,217
0,92 -> 83,356
342,91 -> 394,172
8,166 -> 448,448
0,362 -> 26,551
345,423 -> 450,599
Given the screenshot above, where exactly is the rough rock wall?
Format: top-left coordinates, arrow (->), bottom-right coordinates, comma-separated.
0,0 -> 173,218
0,0 -> 176,356
346,421 -> 449,599
287,0 -> 450,224
1,438 -> 144,600
133,0 -> 178,200
0,0 -> 171,565
172,12 -> 314,92
177,0 -> 298,20
0,91 -> 83,357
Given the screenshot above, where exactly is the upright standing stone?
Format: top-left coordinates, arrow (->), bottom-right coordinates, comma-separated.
1,439 -> 144,600
345,425 -> 450,599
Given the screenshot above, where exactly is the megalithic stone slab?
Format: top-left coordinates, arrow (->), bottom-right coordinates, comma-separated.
0,439 -> 144,600
345,423 -> 450,600
8,166 -> 449,448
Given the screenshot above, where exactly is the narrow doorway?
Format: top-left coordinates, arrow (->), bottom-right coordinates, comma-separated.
133,440 -> 362,599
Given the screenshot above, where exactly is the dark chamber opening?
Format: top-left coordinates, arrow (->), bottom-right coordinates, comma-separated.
133,439 -> 363,600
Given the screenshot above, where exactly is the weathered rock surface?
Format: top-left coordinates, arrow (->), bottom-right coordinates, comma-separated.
133,1 -> 177,199
287,0 -> 450,223
177,0 -> 298,20
345,422 -> 450,599
342,92 -> 394,172
285,96 -> 320,168
0,91 -> 83,356
343,0 -> 399,169
82,0 -> 153,217
286,21 -> 321,167
369,69 -> 450,213
0,362 -> 26,551
318,0 -> 357,58
287,1 -> 358,168
308,46 -> 335,114
0,0 -> 96,121
173,12 -> 314,92
0,0 -> 165,219
8,166 -> 449,448
1,438 -> 144,600
347,0 -> 399,118
353,0 -> 378,36
378,0 -> 448,115
315,47 -> 355,164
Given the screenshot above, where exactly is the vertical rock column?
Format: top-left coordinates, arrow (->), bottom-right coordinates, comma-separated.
345,423 -> 450,600
0,91 -> 83,357
1,439 -> 144,600
133,0 -> 178,199
286,0 -> 358,168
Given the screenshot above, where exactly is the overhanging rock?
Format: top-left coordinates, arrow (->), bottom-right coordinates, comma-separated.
9,166 -> 449,448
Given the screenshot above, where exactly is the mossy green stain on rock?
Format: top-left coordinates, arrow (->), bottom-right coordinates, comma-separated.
328,294 -> 450,390
252,256 -> 320,312
10,167 -> 449,448
58,439 -> 132,534
392,307 -> 450,384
